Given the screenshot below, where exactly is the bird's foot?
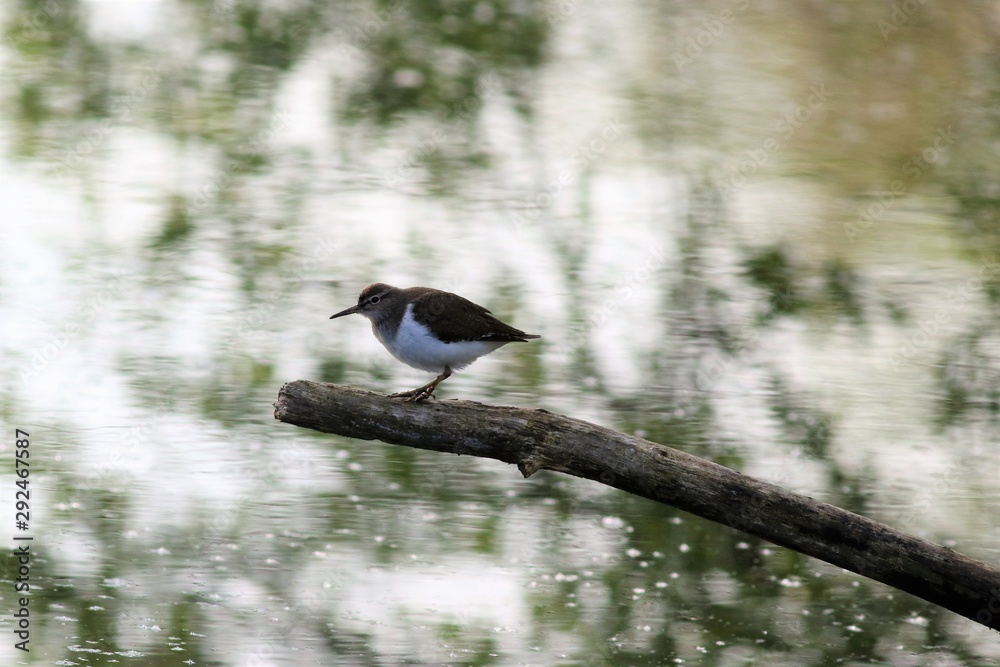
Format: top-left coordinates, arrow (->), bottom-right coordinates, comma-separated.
387,386 -> 437,402
387,368 -> 451,403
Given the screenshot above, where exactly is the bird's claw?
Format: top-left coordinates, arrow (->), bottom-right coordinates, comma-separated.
387,388 -> 436,402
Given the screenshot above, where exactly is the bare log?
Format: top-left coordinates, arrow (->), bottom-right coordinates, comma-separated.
274,379 -> 1000,631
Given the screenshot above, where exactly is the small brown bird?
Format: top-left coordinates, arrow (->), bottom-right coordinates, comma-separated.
330,283 -> 540,401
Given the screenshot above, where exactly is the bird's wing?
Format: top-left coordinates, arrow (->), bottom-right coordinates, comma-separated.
412,290 -> 538,343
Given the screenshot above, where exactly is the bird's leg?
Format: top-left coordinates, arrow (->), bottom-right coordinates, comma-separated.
387,367 -> 453,402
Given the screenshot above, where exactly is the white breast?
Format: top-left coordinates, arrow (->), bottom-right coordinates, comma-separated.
377,305 -> 507,373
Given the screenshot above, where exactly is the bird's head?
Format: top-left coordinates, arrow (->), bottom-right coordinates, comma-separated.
330,283 -> 400,322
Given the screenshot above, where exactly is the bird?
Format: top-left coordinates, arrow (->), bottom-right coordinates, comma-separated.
330,283 -> 540,401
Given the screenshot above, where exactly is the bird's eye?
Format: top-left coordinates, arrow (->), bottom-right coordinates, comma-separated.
369,296 -> 380,304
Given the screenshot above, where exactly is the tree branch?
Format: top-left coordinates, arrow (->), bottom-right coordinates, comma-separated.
274,379 -> 1000,631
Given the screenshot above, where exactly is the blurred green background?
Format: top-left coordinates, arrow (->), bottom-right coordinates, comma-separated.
2,0 -> 1000,664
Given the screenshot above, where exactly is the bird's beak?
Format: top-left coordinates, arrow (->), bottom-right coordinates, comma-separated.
330,304 -> 362,319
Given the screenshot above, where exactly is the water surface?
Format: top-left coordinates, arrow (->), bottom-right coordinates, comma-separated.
2,0 -> 1000,664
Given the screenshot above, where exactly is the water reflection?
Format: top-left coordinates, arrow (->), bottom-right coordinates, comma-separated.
3,0 -> 1000,664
